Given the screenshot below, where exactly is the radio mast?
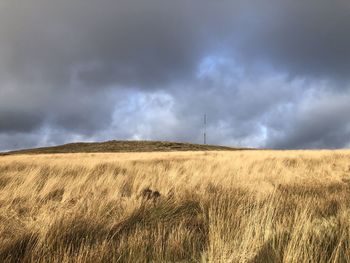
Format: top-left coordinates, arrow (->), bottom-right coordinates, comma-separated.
204,114 -> 207,145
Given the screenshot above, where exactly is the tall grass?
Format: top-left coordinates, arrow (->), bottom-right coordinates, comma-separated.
1,150 -> 350,262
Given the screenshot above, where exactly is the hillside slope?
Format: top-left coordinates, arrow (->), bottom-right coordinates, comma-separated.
2,140 -> 241,155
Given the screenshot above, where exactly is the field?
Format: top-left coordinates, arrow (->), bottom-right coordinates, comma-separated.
1,150 -> 350,262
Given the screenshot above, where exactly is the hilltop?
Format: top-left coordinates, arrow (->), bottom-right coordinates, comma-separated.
1,140 -> 242,155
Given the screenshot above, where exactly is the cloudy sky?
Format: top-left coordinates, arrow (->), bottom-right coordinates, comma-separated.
1,0 -> 350,151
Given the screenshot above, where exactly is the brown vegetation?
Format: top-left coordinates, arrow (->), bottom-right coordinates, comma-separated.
2,140 -> 240,155
1,150 -> 350,262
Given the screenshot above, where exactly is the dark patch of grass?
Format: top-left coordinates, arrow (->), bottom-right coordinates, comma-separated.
108,198 -> 208,262
44,217 -> 106,255
277,182 -> 348,197
90,163 -> 110,176
275,184 -> 348,219
0,232 -> 39,263
282,158 -> 298,168
3,140 -> 242,155
109,199 -> 205,238
8,199 -> 208,262
250,232 -> 290,263
0,162 -> 27,174
0,176 -> 11,189
119,177 -> 134,197
43,189 -> 65,202
112,166 -> 127,177
139,188 -> 161,202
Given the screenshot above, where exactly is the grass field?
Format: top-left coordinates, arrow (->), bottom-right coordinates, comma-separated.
1,150 -> 350,262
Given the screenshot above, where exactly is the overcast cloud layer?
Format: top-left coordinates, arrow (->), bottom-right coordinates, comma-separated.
1,0 -> 350,151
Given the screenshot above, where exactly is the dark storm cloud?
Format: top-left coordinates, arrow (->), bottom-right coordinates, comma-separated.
0,0 -> 205,88
1,0 -> 350,150
0,110 -> 43,132
266,92 -> 350,149
235,0 -> 350,80
3,0 -> 349,88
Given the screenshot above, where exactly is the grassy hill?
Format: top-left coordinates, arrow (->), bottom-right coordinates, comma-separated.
2,140 -> 241,155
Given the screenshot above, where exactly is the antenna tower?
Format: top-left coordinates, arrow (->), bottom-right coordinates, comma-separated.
204,114 -> 207,145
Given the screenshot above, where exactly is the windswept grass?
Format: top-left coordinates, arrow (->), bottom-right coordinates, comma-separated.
1,150 -> 350,262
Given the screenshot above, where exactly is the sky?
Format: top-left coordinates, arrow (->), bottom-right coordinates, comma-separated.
1,0 -> 350,151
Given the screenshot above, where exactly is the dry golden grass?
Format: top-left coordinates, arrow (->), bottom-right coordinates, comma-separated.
1,150 -> 350,262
